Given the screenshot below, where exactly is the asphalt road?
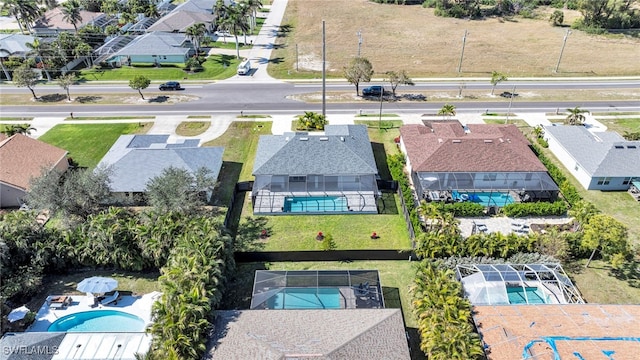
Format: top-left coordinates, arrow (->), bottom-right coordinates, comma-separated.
1,80 -> 639,116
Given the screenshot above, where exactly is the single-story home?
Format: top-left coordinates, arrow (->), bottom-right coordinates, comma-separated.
31,8 -> 108,36
97,134 -> 223,204
107,32 -> 196,65
146,10 -> 215,33
0,134 -> 68,208
0,33 -> 35,58
251,125 -> 379,214
399,121 -> 559,204
544,124 -> 640,190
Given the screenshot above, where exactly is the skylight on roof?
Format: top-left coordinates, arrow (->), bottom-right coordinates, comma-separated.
299,137 -> 308,141
615,145 -> 624,149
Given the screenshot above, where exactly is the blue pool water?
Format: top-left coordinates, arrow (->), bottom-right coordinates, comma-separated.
507,287 -> 547,304
453,191 -> 514,207
283,196 -> 348,213
266,288 -> 343,309
48,310 -> 145,332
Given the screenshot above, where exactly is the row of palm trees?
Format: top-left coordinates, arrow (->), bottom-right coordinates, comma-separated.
1,0 -> 85,33
213,0 -> 263,59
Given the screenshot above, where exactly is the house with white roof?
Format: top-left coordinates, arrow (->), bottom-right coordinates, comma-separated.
544,124 -> 640,190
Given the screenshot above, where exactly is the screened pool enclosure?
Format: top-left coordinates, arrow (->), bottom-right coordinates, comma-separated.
456,264 -> 584,305
250,270 -> 384,310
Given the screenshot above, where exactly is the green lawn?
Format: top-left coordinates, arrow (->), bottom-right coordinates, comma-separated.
204,121 -> 272,206
356,120 -> 402,180
175,121 -> 210,136
79,54 -> 238,81
38,123 -> 151,168
599,118 -> 640,135
567,260 -> 640,304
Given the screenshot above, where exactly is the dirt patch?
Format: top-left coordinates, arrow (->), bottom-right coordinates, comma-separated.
274,1 -> 640,77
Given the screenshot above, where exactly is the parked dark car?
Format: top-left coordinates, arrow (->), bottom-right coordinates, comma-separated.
362,85 -> 384,96
159,81 -> 182,91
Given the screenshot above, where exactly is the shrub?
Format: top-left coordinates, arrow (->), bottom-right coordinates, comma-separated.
549,10 -> 564,26
536,137 -> 549,148
502,201 -> 568,217
320,233 -> 336,251
442,202 -> 485,217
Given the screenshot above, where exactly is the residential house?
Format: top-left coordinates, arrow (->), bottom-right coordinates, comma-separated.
32,8 -> 108,36
97,135 -> 223,204
544,124 -> 640,190
0,134 -> 68,208
399,121 -> 558,204
0,33 -> 35,58
146,0 -> 219,33
251,125 -> 379,214
107,32 -> 196,65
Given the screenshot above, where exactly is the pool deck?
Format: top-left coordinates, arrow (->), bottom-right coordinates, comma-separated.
252,191 -> 379,214
28,292 -> 160,332
458,216 -> 573,237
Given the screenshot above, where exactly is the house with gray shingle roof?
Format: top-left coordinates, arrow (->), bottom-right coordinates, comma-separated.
97,135 -> 223,204
544,124 -> 640,190
0,33 -> 35,58
107,32 -> 195,65
205,309 -> 410,360
399,121 -> 558,204
251,125 -> 379,214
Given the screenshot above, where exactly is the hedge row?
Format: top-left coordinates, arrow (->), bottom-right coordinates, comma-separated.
529,142 -> 582,206
502,201 -> 568,217
441,202 -> 485,217
388,153 -> 420,230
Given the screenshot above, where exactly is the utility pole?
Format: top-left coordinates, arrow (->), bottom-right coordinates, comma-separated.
505,85 -> 516,124
457,30 -> 467,73
296,43 -> 299,72
378,88 -> 383,129
357,30 -> 362,57
322,20 -> 326,118
554,29 -> 571,73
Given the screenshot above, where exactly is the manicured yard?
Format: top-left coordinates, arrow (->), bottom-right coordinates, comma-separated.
355,120 -> 402,180
79,54 -> 238,81
175,121 -> 210,136
204,121 -> 272,206
38,123 -> 152,168
598,117 -> 640,135
567,260 -> 640,304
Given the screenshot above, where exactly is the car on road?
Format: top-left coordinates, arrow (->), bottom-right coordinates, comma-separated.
159,81 -> 182,91
362,85 -> 384,97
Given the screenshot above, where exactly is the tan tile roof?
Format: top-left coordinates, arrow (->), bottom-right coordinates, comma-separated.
474,304 -> 640,360
33,8 -> 104,30
400,121 -> 547,172
0,134 -> 67,190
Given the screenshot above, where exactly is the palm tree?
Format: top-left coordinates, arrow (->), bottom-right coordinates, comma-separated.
217,4 -> 250,59
565,106 -> 588,126
185,23 -> 207,55
61,0 -> 82,32
26,38 -> 53,82
143,2 -> 160,19
1,124 -> 36,136
1,0 -> 41,34
57,73 -> 75,101
438,103 -> 456,120
241,0 -> 263,34
490,70 -> 507,95
73,42 -> 93,67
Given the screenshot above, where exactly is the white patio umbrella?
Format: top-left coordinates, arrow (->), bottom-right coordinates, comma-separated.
8,305 -> 30,323
76,276 -> 118,294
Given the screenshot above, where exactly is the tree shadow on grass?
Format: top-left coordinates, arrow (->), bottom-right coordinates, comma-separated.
371,142 -> 391,180
219,262 -> 267,309
38,93 -> 66,102
211,54 -> 235,67
75,95 -> 102,103
610,259 -> 640,288
378,191 -> 399,215
234,216 -> 269,252
382,286 -> 425,359
276,24 -> 293,37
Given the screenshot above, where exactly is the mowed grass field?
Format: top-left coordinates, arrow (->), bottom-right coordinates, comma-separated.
270,1 -> 640,78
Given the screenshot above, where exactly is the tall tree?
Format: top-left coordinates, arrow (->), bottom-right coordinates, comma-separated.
129,75 -> 150,100
565,106 -> 588,125
26,38 -> 53,82
61,0 -> 83,32
13,64 -> 40,100
343,57 -> 374,95
385,70 -> 415,97
145,167 -> 217,214
217,3 -> 250,59
241,0 -> 263,33
582,214 -> 629,268
490,71 -> 508,95
186,23 -> 207,54
1,0 -> 41,34
27,167 -> 112,226
57,73 -> 76,101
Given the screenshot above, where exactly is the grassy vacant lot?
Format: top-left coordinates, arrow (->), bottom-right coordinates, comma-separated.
175,121 -> 210,136
270,1 -> 640,78
79,54 -> 238,81
38,123 -> 151,168
25,270 -> 160,317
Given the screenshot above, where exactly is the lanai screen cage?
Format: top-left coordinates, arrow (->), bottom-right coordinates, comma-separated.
414,171 -> 559,201
456,264 -> 584,305
250,270 -> 383,309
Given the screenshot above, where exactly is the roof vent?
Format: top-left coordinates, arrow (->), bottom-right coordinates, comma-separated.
615,145 -> 624,149
285,137 -> 289,141
319,137 -> 329,141
340,136 -> 345,141
628,145 -> 637,149
438,138 -> 443,143
452,139 -> 461,143
484,139 -> 493,143
299,137 -> 308,141
499,138 -> 504,143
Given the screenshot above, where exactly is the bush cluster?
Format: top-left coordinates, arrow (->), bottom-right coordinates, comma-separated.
387,153 -> 420,231
441,202 -> 485,217
502,201 -> 568,217
529,142 -> 582,206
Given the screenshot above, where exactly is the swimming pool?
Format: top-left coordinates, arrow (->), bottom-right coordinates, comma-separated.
48,310 -> 146,332
453,191 -> 514,207
283,196 -> 348,213
266,288 -> 343,309
507,287 -> 548,304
